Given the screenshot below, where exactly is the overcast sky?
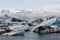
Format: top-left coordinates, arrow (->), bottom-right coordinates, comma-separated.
0,0 -> 60,9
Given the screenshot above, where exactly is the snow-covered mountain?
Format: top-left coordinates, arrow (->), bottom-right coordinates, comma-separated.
0,9 -> 60,22
0,9 -> 60,13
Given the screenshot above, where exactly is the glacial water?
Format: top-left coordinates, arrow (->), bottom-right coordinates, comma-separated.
0,31 -> 60,40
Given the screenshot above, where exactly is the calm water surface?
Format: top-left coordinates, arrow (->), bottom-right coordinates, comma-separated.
0,31 -> 60,40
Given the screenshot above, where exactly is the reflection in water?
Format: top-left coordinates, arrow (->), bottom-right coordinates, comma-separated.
0,31 -> 60,40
